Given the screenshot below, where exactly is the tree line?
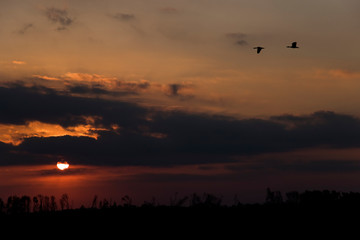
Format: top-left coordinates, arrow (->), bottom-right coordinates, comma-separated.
0,193 -> 70,215
3,189 -> 360,215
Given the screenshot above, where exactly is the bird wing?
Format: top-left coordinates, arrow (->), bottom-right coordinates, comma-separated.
257,48 -> 262,54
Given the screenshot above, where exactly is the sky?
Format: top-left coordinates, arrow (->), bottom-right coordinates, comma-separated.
1,0 -> 360,205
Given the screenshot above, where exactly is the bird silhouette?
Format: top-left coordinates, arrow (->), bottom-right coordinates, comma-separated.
253,47 -> 264,54
287,42 -> 299,48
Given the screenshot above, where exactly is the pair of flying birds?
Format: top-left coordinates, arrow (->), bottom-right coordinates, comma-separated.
253,42 -> 299,54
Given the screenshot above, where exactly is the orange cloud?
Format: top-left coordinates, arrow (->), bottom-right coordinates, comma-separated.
32,75 -> 60,81
314,68 -> 360,80
0,120 -> 107,146
63,72 -> 117,84
33,72 -> 153,94
12,60 -> 26,65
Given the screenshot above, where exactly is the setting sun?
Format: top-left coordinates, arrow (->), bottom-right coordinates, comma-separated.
57,161 -> 70,171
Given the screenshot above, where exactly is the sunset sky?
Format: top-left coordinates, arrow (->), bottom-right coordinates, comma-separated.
1,0 -> 360,205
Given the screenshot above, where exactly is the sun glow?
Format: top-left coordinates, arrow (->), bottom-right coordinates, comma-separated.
57,161 -> 70,171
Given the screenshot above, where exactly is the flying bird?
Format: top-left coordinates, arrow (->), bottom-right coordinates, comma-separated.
253,47 -> 264,54
287,42 -> 299,48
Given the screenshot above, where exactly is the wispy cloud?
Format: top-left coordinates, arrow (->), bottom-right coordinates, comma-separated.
32,75 -> 60,81
12,60 -> 26,65
33,72 -> 152,95
109,12 -> 146,35
159,7 -> 179,14
314,68 -> 360,80
63,72 -> 117,83
226,32 -> 249,46
112,13 -> 135,21
45,7 -> 74,31
18,23 -> 33,35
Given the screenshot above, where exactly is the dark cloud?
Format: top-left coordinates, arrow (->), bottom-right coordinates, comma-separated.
64,80 -> 150,96
226,32 -> 248,46
18,23 -> 33,34
0,83 -> 147,128
2,84 -> 360,168
278,159 -> 360,173
165,83 -> 194,99
35,167 -> 93,176
270,111 -> 360,148
226,158 -> 360,173
168,84 -> 182,96
67,84 -> 112,95
66,84 -> 138,96
45,7 -> 74,30
113,13 -> 135,21
128,173 -> 225,183
116,80 -> 150,91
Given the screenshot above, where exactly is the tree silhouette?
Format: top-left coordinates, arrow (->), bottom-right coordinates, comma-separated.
3,189 -> 360,218
50,196 -> 57,211
43,196 -> 50,211
0,198 -> 4,213
60,193 -> 70,210
37,194 -> 44,211
266,188 -> 283,204
285,191 -> 300,205
33,196 -> 39,212
6,196 -> 20,214
20,195 -> 31,213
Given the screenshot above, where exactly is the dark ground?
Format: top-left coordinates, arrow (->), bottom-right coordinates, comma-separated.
1,190 -> 360,237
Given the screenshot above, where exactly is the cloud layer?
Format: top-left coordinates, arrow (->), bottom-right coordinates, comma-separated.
1,83 -> 360,167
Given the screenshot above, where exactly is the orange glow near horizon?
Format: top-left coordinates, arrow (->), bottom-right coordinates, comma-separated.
57,161 -> 70,171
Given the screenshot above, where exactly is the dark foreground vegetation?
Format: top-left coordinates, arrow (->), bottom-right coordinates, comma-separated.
4,188 -> 360,213
2,189 -> 360,234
